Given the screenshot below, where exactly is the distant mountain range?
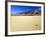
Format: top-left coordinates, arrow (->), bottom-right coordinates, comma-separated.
11,8 -> 41,16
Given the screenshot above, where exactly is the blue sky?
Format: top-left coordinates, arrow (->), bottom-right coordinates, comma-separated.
11,5 -> 41,14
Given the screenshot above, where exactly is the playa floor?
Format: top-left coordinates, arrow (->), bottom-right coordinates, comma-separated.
10,16 -> 41,32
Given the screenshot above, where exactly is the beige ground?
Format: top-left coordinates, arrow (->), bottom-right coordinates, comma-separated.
10,16 -> 41,32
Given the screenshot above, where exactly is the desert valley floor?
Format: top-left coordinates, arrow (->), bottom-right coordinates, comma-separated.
10,16 -> 41,32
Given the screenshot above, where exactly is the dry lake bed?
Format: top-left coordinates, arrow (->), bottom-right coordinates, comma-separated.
10,16 -> 41,32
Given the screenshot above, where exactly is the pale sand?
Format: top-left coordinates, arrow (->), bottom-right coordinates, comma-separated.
10,16 -> 41,32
